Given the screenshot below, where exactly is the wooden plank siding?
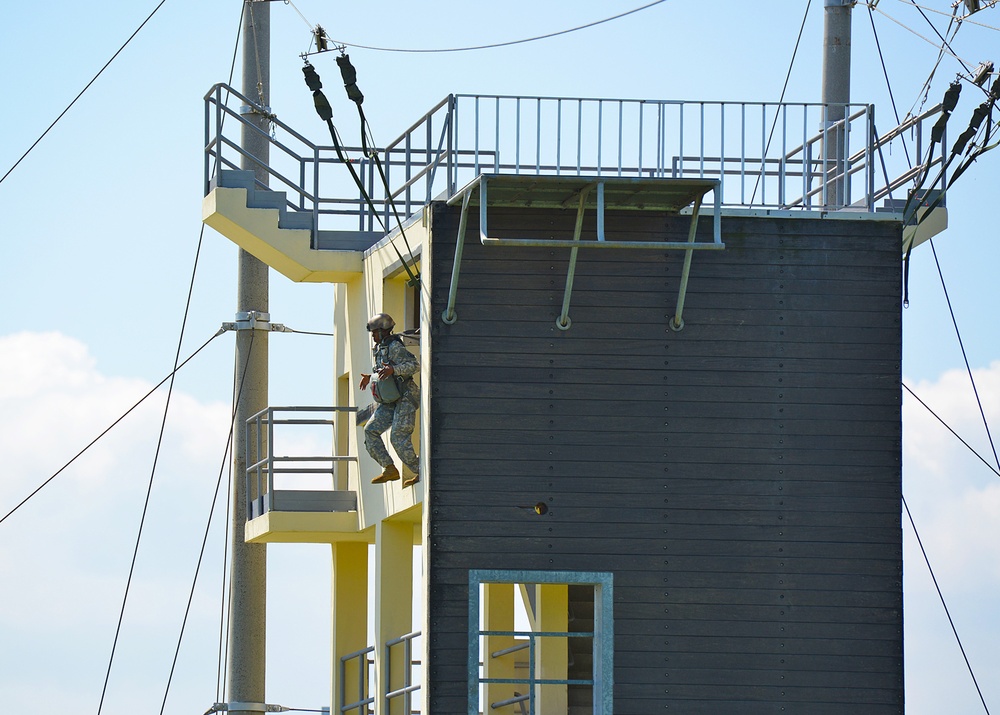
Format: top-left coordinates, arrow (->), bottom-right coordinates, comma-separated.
426,202 -> 903,714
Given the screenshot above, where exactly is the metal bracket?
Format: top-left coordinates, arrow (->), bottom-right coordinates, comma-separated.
442,174 -> 724,331
206,702 -> 295,713
222,311 -> 286,333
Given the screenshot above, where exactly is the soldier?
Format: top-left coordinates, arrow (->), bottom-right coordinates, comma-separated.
359,313 -> 420,487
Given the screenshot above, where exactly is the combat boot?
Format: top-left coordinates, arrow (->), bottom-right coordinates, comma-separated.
402,466 -> 420,488
372,464 -> 400,484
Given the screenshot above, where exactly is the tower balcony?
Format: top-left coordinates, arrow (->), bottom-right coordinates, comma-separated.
203,82 -> 948,273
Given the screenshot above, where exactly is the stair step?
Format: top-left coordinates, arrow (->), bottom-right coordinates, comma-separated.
315,230 -> 384,252
277,210 -> 314,230
212,169 -> 257,191
247,189 -> 287,211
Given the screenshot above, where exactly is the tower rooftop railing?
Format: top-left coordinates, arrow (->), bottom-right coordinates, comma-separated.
205,83 -> 945,236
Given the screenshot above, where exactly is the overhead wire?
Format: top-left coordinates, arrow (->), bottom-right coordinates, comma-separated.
749,0 -> 812,205
926,239 -> 1000,471
902,495 -> 992,715
158,330 -> 254,715
283,0 -> 313,31
216,360 -> 237,705
98,329 -> 217,713
283,327 -> 335,337
907,0 -> 976,77
0,0 -> 169,188
902,383 -> 1000,479
897,0 -> 1000,32
867,4 -> 914,167
316,0 -> 669,54
247,0 -> 266,109
0,330 -> 223,527
871,3 -> 973,67
857,5 -> 998,706
906,13 -> 963,120
99,71 -> 246,705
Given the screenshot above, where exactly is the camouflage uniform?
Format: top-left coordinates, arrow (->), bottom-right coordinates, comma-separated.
364,335 -> 420,474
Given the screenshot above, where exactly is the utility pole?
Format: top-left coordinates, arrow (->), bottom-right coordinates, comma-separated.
229,1 -> 269,713
822,0 -> 853,208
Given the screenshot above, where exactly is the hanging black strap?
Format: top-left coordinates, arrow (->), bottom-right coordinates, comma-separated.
300,61 -> 419,286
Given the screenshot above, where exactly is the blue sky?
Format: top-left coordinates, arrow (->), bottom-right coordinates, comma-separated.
1,1 -> 999,713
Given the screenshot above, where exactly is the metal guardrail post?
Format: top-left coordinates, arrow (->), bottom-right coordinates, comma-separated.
244,413 -> 252,519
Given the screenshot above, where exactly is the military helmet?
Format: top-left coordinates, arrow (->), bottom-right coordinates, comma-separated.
366,313 -> 395,332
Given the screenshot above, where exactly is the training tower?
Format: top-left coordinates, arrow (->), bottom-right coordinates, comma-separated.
203,79 -> 948,713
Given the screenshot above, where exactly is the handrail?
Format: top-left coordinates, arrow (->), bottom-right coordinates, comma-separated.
205,84 -> 946,236
481,628 -> 595,713
244,405 -> 358,520
384,631 -> 422,715
339,646 -> 375,715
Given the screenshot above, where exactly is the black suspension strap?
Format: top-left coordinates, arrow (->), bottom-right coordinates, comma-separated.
300,62 -> 419,285
336,53 -> 420,284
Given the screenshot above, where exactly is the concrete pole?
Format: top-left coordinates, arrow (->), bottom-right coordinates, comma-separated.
229,1 -> 269,712
822,0 -> 852,208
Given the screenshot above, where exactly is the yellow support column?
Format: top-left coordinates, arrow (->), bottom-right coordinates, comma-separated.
536,583 -> 568,713
331,542 -> 369,712
483,583 -> 518,712
375,520 -> 413,715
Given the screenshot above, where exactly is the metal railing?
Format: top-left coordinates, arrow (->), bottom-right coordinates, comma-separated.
482,629 -> 594,714
385,631 -> 422,714
244,406 -> 357,520
340,646 -> 375,715
206,85 -> 946,238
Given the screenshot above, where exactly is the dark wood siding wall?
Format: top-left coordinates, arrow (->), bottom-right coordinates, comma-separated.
426,203 -> 903,714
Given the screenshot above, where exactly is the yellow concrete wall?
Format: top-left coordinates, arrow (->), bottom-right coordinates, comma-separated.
331,542 -> 368,709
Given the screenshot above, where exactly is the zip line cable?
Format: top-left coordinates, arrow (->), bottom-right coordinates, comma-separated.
902,495 -> 992,715
0,330 -> 223,527
748,0 -> 812,206
159,330 -> 255,715
0,0 -> 169,188
312,0 -> 669,55
902,382 -> 1000,479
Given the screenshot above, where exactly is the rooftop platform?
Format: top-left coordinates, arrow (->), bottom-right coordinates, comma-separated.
204,83 -> 949,249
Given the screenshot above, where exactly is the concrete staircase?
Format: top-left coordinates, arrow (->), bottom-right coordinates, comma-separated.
202,169 -> 382,283
210,169 -> 315,231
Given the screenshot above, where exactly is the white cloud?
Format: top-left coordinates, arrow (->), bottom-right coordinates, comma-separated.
0,332 -> 332,715
903,361 -> 1000,714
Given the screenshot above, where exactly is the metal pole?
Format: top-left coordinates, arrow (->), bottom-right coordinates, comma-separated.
229,1 -> 269,713
822,0 -> 853,208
